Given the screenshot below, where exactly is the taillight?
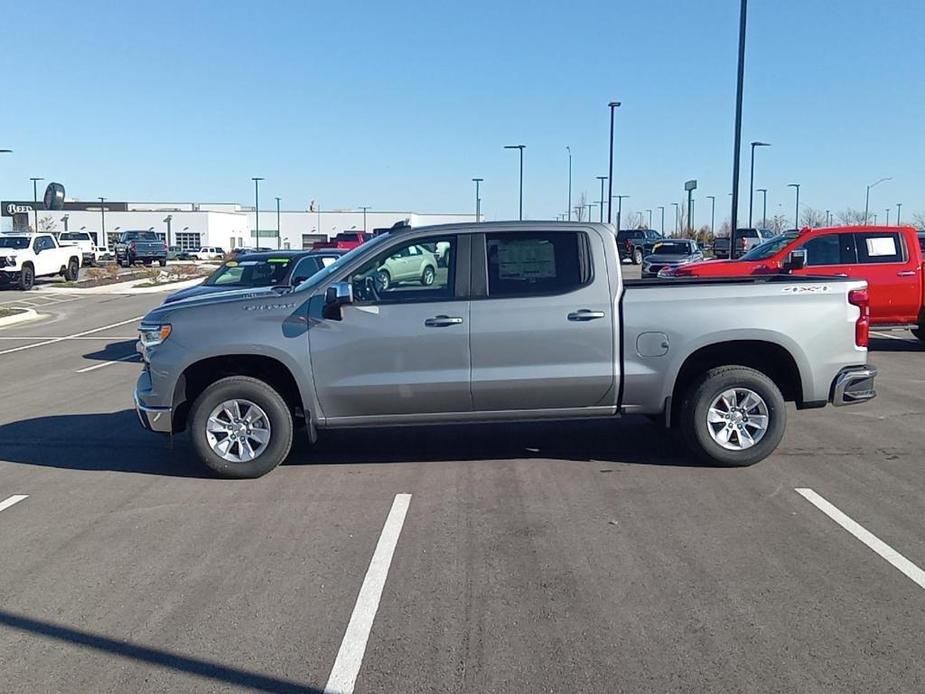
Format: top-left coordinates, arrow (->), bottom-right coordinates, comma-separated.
849,288 -> 870,348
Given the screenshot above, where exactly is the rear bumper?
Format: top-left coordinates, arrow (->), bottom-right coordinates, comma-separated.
831,365 -> 878,406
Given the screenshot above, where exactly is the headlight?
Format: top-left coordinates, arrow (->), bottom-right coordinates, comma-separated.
4,255 -> 16,265
139,323 -> 172,348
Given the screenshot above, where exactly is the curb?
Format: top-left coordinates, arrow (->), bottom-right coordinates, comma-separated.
0,308 -> 42,328
39,276 -> 206,295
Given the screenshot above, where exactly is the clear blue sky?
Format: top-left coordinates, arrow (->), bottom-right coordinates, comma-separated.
1,0 -> 922,227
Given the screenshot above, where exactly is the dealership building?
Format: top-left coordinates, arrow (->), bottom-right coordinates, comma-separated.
1,199 -> 478,251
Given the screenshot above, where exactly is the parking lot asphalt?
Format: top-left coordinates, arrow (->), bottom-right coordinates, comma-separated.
1,279 -> 924,693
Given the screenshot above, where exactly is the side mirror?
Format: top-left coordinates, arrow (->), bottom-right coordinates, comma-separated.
322,281 -> 353,320
784,249 -> 806,272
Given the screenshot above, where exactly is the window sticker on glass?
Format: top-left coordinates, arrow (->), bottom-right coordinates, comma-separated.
321,257 -> 338,267
267,258 -> 291,264
498,241 -> 556,280
866,237 -> 897,256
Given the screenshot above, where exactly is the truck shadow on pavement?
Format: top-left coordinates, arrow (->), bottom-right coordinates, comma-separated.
0,410 -> 697,476
80,339 -> 141,363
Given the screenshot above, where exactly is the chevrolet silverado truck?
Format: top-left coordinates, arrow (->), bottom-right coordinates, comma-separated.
134,222 -> 877,478
662,225 -> 925,342
0,233 -> 81,290
114,230 -> 168,267
58,231 -> 100,266
312,231 -> 371,251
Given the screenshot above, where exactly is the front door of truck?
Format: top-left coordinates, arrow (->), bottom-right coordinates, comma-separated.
308,234 -> 472,420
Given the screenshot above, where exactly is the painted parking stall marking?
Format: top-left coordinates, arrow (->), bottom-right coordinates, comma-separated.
76,353 -> 142,373
325,493 -> 412,694
0,316 -> 144,356
0,495 -> 28,514
796,488 -> 925,591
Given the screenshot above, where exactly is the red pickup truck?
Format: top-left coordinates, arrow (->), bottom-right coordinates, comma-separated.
662,225 -> 925,341
312,231 -> 371,251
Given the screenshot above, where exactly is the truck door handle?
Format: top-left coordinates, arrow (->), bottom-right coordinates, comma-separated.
568,309 -> 606,322
897,270 -> 917,277
424,315 -> 464,327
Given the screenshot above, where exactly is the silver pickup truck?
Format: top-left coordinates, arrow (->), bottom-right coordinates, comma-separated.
134,222 -> 877,478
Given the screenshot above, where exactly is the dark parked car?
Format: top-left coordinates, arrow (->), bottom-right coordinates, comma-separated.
163,249 -> 345,303
617,228 -> 664,264
114,230 -> 168,267
714,228 -> 775,259
641,238 -> 704,278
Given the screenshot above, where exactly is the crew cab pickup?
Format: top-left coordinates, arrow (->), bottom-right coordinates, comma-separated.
662,225 -> 925,342
134,222 -> 877,478
114,230 -> 168,267
58,231 -> 99,266
0,233 -> 81,290
312,231 -> 371,251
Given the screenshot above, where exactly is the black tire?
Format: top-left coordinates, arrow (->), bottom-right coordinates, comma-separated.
913,326 -> 924,344
679,366 -> 786,467
18,264 -> 34,291
158,259 -> 167,267
64,258 -> 79,281
376,269 -> 391,292
121,257 -> 131,268
421,265 -> 436,286
143,260 -> 152,266
633,248 -> 643,265
189,376 -> 294,479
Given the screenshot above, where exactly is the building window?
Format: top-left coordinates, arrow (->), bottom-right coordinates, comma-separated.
175,232 -> 202,251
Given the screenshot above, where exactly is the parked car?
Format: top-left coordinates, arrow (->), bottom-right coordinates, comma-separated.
114,230 -> 168,267
713,228 -> 775,259
135,221 -> 876,478
0,233 -> 81,290
617,228 -> 664,264
163,249 -> 344,304
190,246 -> 225,261
312,231 -> 371,251
58,231 -> 99,266
661,225 -> 925,341
642,239 -> 704,278
362,243 -> 438,290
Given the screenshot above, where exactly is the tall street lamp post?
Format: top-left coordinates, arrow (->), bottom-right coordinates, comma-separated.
646,209 -> 652,228
729,0 -> 749,234
787,183 -> 800,228
612,195 -> 629,232
658,206 -> 665,233
864,177 -> 891,225
748,141 -> 770,227
706,195 -> 716,236
61,214 -> 69,232
672,202 -> 680,235
607,101 -> 621,223
275,197 -> 282,249
596,176 -> 607,222
98,197 -> 106,251
471,179 -> 483,223
566,146 -> 572,221
825,210 -> 831,226
359,205 -> 371,232
756,188 -> 768,227
587,203 -> 596,222
504,145 -> 525,220
29,177 -> 44,231
163,215 -> 172,248
885,208 -> 890,226
251,177 -> 264,244
896,203 -> 902,225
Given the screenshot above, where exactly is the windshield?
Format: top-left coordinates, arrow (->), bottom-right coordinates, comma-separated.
293,232 -> 394,292
204,257 -> 293,287
0,236 -> 31,249
59,232 -> 88,241
652,241 -> 691,255
739,232 -> 798,260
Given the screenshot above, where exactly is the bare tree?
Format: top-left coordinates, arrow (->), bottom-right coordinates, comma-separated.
38,215 -> 58,233
799,207 -> 826,228
767,214 -> 789,234
573,192 -> 587,222
912,212 -> 925,229
836,208 -> 867,226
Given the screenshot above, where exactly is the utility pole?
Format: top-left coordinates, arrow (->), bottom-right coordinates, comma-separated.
566,146 -> 572,221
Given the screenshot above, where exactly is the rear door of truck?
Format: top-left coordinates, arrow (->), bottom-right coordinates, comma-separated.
851,229 -> 920,324
468,227 -> 616,410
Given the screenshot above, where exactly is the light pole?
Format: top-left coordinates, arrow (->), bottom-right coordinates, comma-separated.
825,209 -> 831,226
729,0 -> 749,234
787,183 -> 800,228
706,195 -> 716,236
163,215 -> 172,248
359,205 -> 371,232
566,146 -> 572,221
471,179 -> 483,223
864,177 -> 891,225
658,206 -> 665,233
748,141 -> 770,227
98,197 -> 106,251
607,101 -> 621,223
756,188 -> 768,227
251,177 -> 264,244
61,214 -> 69,232
29,177 -> 44,232
504,145 -> 525,220
646,209 -> 653,228
587,203 -> 596,222
612,195 -> 629,231
885,209 -> 890,226
275,197 -> 282,249
672,202 -> 680,235
896,203 -> 902,225
596,176 -> 607,222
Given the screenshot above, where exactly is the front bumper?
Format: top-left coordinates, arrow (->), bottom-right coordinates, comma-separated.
831,365 -> 878,406
134,375 -> 173,433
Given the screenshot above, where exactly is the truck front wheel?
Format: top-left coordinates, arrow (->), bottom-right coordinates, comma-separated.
679,366 -> 786,467
18,264 -> 34,291
189,376 -> 294,479
65,259 -> 79,281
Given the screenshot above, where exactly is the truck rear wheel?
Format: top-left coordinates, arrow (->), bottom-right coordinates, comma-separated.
189,376 -> 293,478
679,366 -> 786,467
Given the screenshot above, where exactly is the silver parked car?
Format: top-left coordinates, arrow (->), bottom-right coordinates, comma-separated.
371,243 -> 438,290
642,239 -> 704,278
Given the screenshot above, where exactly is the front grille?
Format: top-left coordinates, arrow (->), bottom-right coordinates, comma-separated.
0,258 -> 12,269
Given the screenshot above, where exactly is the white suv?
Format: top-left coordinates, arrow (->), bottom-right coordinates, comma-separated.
192,246 -> 225,260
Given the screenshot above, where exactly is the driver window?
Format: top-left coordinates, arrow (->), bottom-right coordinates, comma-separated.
798,234 -> 855,266
345,236 -> 456,304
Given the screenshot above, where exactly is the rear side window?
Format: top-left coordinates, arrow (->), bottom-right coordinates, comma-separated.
854,232 -> 904,264
486,231 -> 591,298
798,233 -> 856,266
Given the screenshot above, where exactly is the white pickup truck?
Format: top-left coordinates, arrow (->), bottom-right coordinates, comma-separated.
0,233 -> 82,290
58,231 -> 99,266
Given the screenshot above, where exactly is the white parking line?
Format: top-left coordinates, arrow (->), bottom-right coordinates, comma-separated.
796,488 -> 925,591
0,336 -> 137,341
0,316 -> 143,356
75,353 -> 141,373
0,495 -> 28,514
325,493 -> 412,694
